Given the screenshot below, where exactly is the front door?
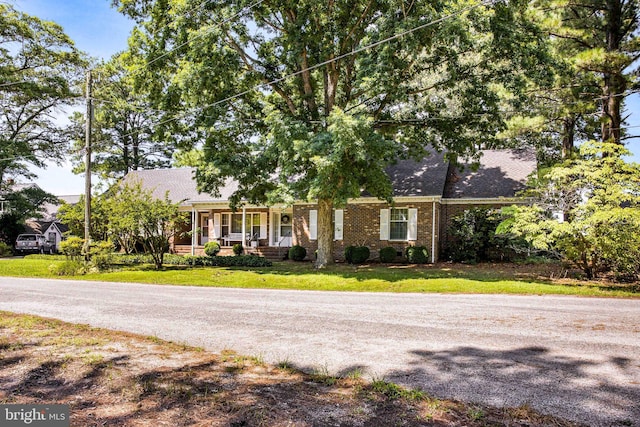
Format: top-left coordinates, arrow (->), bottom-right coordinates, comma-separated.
273,212 -> 292,247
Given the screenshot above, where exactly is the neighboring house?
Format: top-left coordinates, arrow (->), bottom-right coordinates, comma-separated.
124,149 -> 537,261
23,220 -> 69,252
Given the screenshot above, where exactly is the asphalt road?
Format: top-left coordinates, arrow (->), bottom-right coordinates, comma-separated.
0,277 -> 638,426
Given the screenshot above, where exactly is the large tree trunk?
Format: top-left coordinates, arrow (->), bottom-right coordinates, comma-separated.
602,0 -> 625,145
561,116 -> 575,159
315,197 -> 334,268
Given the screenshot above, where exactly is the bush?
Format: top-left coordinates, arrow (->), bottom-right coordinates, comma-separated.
405,246 -> 429,264
445,208 -> 525,263
288,245 -> 307,261
162,254 -> 273,267
49,260 -> 85,276
347,246 -> 370,264
0,241 -> 12,257
379,246 -> 397,263
59,236 -> 85,260
204,241 -> 221,257
344,246 -> 355,264
232,243 -> 244,255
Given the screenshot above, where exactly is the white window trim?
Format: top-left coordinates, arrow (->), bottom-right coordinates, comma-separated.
382,207 -> 418,241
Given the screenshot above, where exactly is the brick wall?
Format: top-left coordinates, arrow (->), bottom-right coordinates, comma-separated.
294,201 -> 440,262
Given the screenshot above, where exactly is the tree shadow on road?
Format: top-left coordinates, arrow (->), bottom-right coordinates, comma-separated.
383,346 -> 639,426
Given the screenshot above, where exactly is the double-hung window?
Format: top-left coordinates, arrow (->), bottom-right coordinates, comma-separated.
389,208 -> 409,240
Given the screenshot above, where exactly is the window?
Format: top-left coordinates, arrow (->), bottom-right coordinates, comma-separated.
221,213 -> 243,238
245,213 -> 261,239
389,208 -> 408,240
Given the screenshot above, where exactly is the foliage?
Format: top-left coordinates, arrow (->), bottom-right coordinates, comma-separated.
151,254 -> 273,267
0,241 -> 12,257
379,247 -> 397,263
204,241 -> 221,257
116,0 -> 551,267
232,244 -> 243,256
444,208 -> 525,263
60,237 -> 85,261
57,195 -> 111,243
49,260 -> 85,276
0,212 -> 25,247
68,53 -> 174,180
0,3 -> 87,186
288,245 -> 307,262
87,241 -> 115,271
405,246 -> 429,264
499,141 -> 640,279
345,246 -> 370,265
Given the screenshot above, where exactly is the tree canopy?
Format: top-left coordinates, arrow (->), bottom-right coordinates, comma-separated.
115,0 -> 552,266
0,3 -> 87,188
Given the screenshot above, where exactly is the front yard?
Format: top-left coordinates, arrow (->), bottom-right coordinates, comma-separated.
0,256 -> 638,298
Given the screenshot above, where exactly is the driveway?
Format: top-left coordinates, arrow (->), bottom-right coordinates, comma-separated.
0,277 -> 638,426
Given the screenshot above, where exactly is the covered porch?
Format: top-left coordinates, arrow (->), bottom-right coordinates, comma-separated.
172,205 -> 294,257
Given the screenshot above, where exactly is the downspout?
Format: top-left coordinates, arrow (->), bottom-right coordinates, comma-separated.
431,201 -> 436,264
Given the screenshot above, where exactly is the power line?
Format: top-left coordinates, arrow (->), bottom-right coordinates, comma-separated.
120,0 -> 496,139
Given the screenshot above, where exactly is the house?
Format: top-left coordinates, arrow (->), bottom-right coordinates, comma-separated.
123,149 -> 536,261
23,220 -> 69,252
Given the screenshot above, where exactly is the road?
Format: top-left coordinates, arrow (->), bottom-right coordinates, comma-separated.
0,277 -> 638,426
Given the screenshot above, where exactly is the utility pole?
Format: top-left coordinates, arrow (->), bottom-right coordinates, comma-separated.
84,69 -> 93,259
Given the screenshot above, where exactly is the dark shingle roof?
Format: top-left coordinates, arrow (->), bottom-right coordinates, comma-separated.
443,149 -> 537,198
123,150 -> 536,204
386,151 -> 450,197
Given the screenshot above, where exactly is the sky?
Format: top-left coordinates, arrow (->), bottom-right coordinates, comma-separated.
10,0 -> 640,195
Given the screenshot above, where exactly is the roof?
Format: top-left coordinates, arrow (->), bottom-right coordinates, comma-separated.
386,151 -> 450,197
443,149 -> 537,198
24,220 -> 68,235
122,168 -> 238,205
122,149 -> 537,204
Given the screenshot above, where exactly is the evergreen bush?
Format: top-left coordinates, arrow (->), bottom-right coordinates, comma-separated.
232,243 -> 244,255
349,246 -> 370,264
288,245 -> 307,261
204,241 -> 221,257
405,246 -> 429,264
379,246 -> 397,263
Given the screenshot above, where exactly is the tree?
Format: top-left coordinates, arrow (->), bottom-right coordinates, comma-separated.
68,53 -> 175,180
0,4 -> 87,186
111,181 -> 187,269
116,0 -> 551,267
0,185 -> 58,246
539,0 -> 640,146
498,141 -> 640,279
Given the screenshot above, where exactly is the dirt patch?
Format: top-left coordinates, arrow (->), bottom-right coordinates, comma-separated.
0,312 -> 582,426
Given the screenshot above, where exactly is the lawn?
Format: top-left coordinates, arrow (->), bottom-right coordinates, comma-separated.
0,256 -> 638,297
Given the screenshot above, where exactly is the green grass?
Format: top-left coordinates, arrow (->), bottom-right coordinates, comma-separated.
0,258 -> 637,298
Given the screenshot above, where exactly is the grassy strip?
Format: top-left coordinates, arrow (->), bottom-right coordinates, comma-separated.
0,257 -> 637,297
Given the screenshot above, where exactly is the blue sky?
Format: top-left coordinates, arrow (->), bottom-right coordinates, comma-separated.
12,0 -> 640,195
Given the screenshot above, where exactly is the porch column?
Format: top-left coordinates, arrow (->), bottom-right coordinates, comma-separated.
191,208 -> 196,256
241,207 -> 247,248
431,201 -> 436,263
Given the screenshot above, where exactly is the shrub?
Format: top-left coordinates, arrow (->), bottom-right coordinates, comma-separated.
49,260 -> 85,276
379,246 -> 397,263
162,254 -> 272,267
344,246 -> 355,264
348,246 -> 370,264
288,245 -> 307,261
405,246 -> 429,264
232,243 -> 244,255
0,242 -> 12,257
204,241 -> 221,257
59,236 -> 84,260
